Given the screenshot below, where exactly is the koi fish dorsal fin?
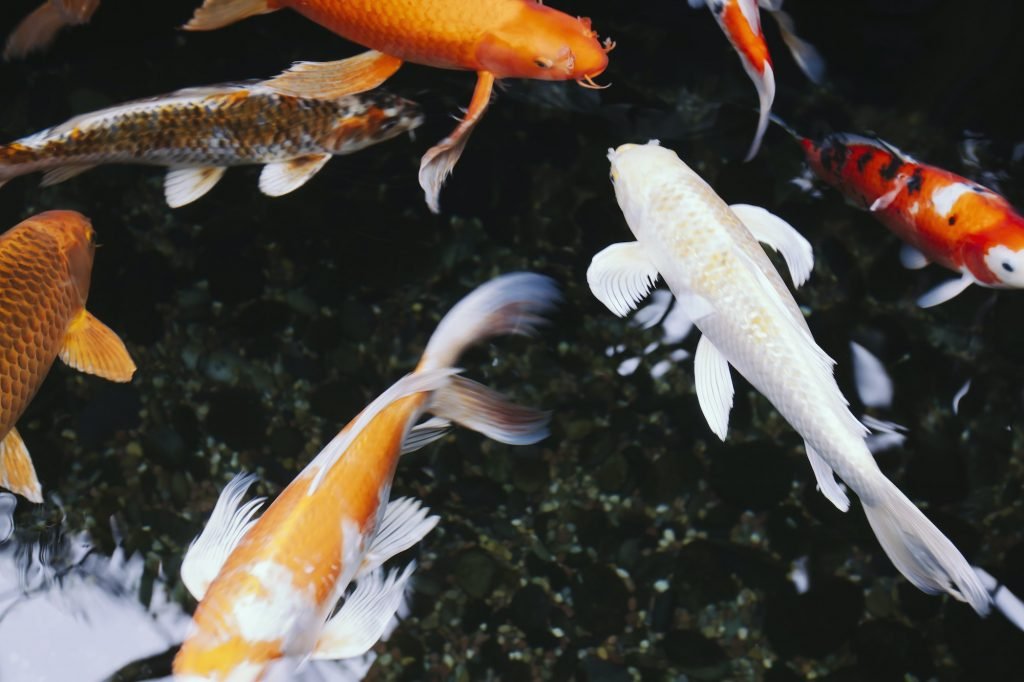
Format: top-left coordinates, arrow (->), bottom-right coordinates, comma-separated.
828,132 -> 917,164
586,241 -> 661,317
181,473 -> 265,601
261,52 -> 403,100
59,310 -> 136,382
184,0 -> 277,32
0,428 -> 42,503
729,204 -> 814,287
357,497 -> 438,578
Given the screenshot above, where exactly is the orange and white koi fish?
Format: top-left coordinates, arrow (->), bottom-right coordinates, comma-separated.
173,273 -> 557,681
0,82 -> 422,208
689,0 -> 823,160
4,0 -> 100,60
184,0 -> 614,213
0,210 -> 135,503
797,130 -> 1024,306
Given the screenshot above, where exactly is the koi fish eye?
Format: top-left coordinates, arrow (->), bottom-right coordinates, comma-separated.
984,244 -> 1024,287
534,58 -> 554,69
1003,262 -> 1015,273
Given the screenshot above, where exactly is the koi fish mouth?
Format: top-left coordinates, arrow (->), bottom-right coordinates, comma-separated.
575,36 -> 615,90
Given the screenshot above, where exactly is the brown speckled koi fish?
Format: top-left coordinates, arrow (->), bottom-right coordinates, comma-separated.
3,0 -> 100,60
0,210 -> 135,503
797,130 -> 1024,306
0,82 -> 422,207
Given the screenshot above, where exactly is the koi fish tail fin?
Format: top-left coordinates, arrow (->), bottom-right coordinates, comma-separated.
416,272 -> 559,445
183,0 -> 277,31
765,8 -> 826,84
744,62 -> 775,161
862,475 -> 991,616
4,0 -> 98,61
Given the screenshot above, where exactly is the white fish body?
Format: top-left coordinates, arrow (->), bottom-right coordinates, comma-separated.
588,141 -> 990,615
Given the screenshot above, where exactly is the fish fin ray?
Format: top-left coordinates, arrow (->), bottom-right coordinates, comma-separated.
766,7 -> 826,84
261,51 -> 403,99
259,154 -> 331,197
59,309 -> 136,382
429,375 -> 549,446
917,273 -> 973,308
164,166 -> 226,208
181,472 -> 264,601
899,244 -> 930,270
357,498 -> 438,578
314,564 -> 415,660
804,441 -> 850,511
0,428 -> 41,503
694,335 -> 734,441
587,241 -> 660,317
729,203 -> 814,287
418,70 -> 494,213
400,417 -> 452,455
40,164 -> 94,187
184,0 -> 276,31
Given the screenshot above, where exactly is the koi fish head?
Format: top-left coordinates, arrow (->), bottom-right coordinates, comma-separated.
607,141 -> 679,218
478,7 -> 611,85
27,210 -> 95,301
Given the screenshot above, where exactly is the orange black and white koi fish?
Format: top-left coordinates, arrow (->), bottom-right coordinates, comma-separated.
796,129 -> 1024,306
0,81 -> 422,208
173,273 -> 557,681
184,0 -> 614,213
689,0 -> 823,160
4,0 -> 100,60
0,210 -> 135,503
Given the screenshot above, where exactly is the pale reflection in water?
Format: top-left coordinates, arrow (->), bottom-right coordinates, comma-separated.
610,290 -> 695,378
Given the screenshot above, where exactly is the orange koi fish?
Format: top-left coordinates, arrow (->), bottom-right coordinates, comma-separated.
184,0 -> 614,213
0,210 -> 135,503
798,130 -> 1024,307
4,0 -> 100,60
173,273 -> 557,681
0,83 -> 421,208
689,0 -> 823,160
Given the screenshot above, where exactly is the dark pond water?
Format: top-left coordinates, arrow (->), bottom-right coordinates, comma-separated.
1,0 -> 1023,680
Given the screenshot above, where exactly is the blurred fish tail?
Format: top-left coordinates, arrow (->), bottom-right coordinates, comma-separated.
184,0 -> 277,31
4,0 -> 94,61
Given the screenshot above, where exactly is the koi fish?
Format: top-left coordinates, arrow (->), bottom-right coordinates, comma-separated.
0,82 -> 422,208
0,210 -> 135,503
184,0 -> 614,213
796,129 -> 1024,306
173,273 -> 557,681
4,0 -> 100,60
587,140 -> 990,615
689,0 -> 823,160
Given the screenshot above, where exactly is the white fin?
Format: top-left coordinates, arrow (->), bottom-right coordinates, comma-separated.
850,342 -> 893,409
694,335 -> 734,441
688,0 -> 706,8
974,566 -> 1024,632
309,368 -> 459,494
900,244 -> 930,270
259,154 -> 331,197
729,203 -> 814,287
863,415 -> 908,454
863,476 -> 991,615
181,472 -> 265,601
917,273 -> 974,308
164,166 -> 226,208
952,379 -> 971,415
767,8 -> 826,84
587,241 -> 661,317
313,564 -> 415,660
744,62 -> 775,161
400,417 -> 452,455
804,441 -> 850,512
40,164 -> 94,187
430,376 -> 549,445
419,272 -> 559,373
358,498 -> 439,578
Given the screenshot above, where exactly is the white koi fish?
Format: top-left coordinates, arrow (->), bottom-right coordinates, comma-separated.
588,140 -> 990,615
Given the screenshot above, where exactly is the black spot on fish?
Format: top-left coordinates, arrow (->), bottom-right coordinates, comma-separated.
906,167 -> 924,195
948,215 -> 957,226
710,0 -> 725,15
879,155 -> 903,181
972,185 -> 988,194
856,150 -> 874,174
820,140 -> 850,176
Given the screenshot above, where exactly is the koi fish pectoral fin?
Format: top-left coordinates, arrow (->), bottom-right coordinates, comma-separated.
0,428 -> 42,503
400,417 -> 452,455
694,335 -> 735,441
357,497 -> 439,578
259,154 -> 332,197
917,273 -> 974,308
261,51 -> 403,100
164,166 -> 227,208
587,241 -> 661,317
184,0 -> 278,32
429,375 -> 550,446
804,442 -> 850,512
181,472 -> 265,601
418,71 -> 495,214
59,309 -> 136,382
899,244 -> 930,270
765,7 -> 826,84
314,564 -> 415,661
729,203 -> 814,287
40,164 -> 96,187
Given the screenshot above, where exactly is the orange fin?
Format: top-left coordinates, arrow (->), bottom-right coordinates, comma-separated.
261,51 -> 403,100
183,0 -> 276,31
59,309 -> 136,382
0,428 -> 42,503
418,71 -> 495,214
